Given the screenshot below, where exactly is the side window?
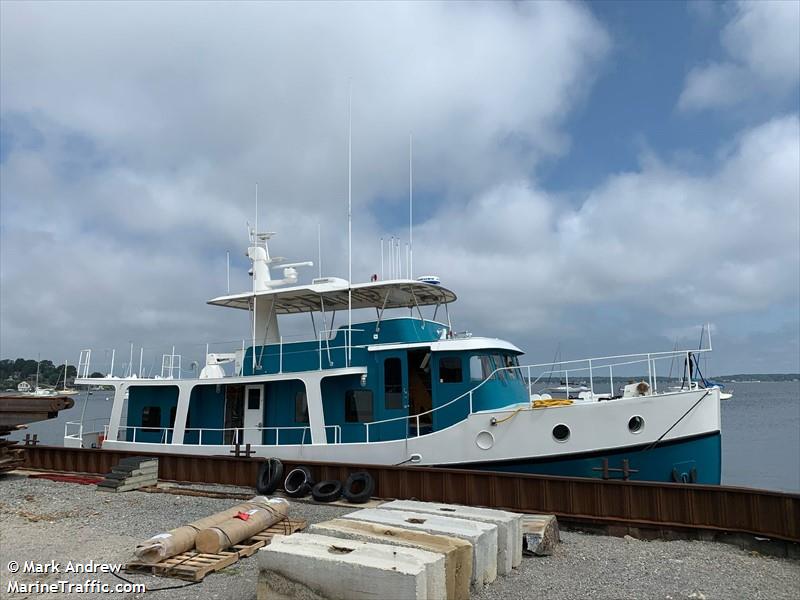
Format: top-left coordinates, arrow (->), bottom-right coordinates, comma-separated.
439,357 -> 463,383
345,390 -> 374,423
295,391 -> 309,423
481,355 -> 494,379
470,355 -> 495,381
142,406 -> 161,431
384,358 -> 403,409
470,356 -> 483,381
247,387 -> 261,409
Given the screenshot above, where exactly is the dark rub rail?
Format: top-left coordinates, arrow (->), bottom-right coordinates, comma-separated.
18,445 -> 800,543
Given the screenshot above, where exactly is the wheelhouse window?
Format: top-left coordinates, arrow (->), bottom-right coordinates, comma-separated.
295,391 -> 309,423
345,390 -> 374,423
384,358 -> 403,409
492,354 -> 508,382
439,357 -> 463,383
500,354 -> 520,380
470,355 -> 495,381
142,406 -> 161,432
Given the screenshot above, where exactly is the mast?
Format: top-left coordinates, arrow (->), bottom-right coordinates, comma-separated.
409,133 -> 413,280
347,81 -> 353,366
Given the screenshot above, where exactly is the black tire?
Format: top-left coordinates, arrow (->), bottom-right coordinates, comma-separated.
311,480 -> 343,503
256,458 -> 284,495
284,466 -> 315,498
342,471 -> 374,504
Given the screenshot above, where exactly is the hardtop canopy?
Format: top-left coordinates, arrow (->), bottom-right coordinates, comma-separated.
207,279 -> 457,315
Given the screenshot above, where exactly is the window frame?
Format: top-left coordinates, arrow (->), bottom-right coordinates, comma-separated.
345,389 -> 374,423
295,391 -> 309,423
383,358 -> 403,410
142,406 -> 162,432
438,356 -> 463,384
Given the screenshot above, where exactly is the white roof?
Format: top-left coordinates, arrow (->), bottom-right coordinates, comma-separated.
367,337 -> 523,354
208,279 -> 457,314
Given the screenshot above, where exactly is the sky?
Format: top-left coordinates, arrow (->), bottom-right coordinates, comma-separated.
1,0 -> 798,375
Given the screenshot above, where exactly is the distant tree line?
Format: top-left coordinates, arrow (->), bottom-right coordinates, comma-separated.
0,358 -> 105,389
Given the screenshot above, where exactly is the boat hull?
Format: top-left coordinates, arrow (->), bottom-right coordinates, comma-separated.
95,387 -> 721,484
451,431 -> 721,484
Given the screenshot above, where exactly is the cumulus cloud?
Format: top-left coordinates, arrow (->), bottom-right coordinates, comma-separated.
679,1 -> 800,111
412,115 -> 800,345
1,2 -> 798,373
0,1 -> 609,361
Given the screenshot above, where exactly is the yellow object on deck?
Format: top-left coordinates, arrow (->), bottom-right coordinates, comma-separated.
531,399 -> 574,409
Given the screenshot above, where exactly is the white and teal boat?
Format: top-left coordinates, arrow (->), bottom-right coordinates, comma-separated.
66,226 -> 722,484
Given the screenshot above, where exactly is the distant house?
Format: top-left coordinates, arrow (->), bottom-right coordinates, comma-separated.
17,381 -> 31,392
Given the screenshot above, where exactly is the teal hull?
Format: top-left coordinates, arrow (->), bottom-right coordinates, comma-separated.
452,432 -> 722,484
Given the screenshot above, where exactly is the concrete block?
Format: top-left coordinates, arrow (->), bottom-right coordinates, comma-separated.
382,499 -> 523,572
309,518 -> 472,600
257,533 -> 444,600
521,514 -> 559,557
344,508 -> 497,587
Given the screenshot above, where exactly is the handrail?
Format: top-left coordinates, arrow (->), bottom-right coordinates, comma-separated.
114,424 -> 342,445
361,347 -> 711,439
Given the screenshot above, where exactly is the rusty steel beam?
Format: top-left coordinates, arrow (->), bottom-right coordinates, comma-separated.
18,445 -> 799,543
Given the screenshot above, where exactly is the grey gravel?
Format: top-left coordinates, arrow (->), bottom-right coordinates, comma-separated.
1,474 -> 797,599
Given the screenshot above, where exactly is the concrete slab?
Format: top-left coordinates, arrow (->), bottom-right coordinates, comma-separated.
382,499 -> 523,572
343,507 -> 497,587
521,514 -> 559,557
309,518 -> 472,600
257,533 -> 444,600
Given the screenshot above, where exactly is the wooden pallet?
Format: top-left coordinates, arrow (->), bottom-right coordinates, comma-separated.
125,517 -> 307,581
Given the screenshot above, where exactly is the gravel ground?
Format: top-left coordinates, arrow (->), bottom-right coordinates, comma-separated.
1,474 -> 797,600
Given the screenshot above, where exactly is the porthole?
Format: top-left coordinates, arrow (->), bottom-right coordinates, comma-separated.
552,424 -> 570,442
628,416 -> 644,433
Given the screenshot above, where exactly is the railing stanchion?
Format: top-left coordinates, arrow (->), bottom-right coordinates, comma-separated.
469,391 -> 473,414
609,365 -> 614,397
652,359 -> 658,393
416,414 -> 420,437
565,370 -> 569,398
686,352 -> 692,389
589,359 -> 594,395
647,354 -> 653,391
279,337 -> 283,374
366,423 -> 370,443
527,365 -> 532,396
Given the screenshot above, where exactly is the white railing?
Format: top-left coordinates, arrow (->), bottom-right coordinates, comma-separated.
359,347 -> 712,443
64,418 -> 108,441
74,317 -> 445,381
113,424 -> 341,445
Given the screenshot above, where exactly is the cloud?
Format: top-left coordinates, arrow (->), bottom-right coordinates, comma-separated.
0,1 -> 610,362
1,2 -> 797,374
679,1 -> 800,111
412,115 -> 800,341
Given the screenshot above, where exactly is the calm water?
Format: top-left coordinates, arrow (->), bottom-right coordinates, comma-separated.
10,381 -> 800,493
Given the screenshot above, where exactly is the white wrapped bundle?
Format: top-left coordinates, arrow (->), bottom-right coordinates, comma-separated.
134,496 -> 276,563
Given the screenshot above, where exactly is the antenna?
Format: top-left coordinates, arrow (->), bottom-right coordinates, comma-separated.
409,133 -> 413,279
317,223 -> 322,278
380,237 -> 384,280
347,80 -> 353,366
252,182 -> 258,374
